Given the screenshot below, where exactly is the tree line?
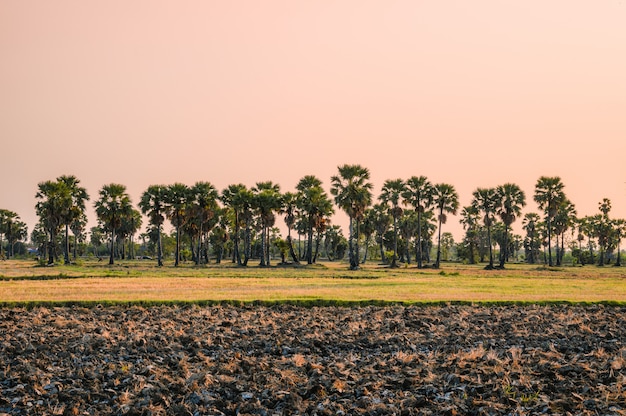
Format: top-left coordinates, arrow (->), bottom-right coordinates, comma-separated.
1,166 -> 623,269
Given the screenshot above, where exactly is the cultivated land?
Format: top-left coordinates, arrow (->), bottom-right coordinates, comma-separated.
2,260 -> 626,415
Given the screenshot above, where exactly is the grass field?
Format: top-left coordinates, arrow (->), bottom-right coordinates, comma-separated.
1,259 -> 626,305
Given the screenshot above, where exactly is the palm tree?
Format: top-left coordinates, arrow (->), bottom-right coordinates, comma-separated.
330,164 -> 373,270
35,180 -> 71,265
432,183 -> 458,268
460,205 -> 481,264
70,212 -> 88,260
252,181 -> 282,266
139,185 -> 168,266
94,183 -> 132,265
495,183 -> 526,268
165,183 -> 191,267
365,203 -> 391,264
57,175 -> 89,264
1,210 -> 27,258
280,192 -> 300,264
522,213 -> 541,264
188,182 -> 219,265
221,184 -> 254,266
534,176 -> 565,266
553,199 -> 576,266
472,187 -> 497,269
296,175 -> 334,265
118,207 -> 142,259
402,176 -> 433,268
379,178 -> 405,268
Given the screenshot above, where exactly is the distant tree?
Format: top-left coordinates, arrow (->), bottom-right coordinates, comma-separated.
70,213 -> 88,260
186,182 -> 219,265
472,187 -> 497,269
402,176 -> 433,269
553,199 -> 576,266
252,181 -> 282,266
440,232 -> 455,262
139,185 -> 168,266
379,179 -> 405,268
364,204 -> 391,264
35,180 -> 70,264
1,210 -> 27,258
118,207 -> 142,259
534,176 -> 565,266
495,183 -> 526,268
330,164 -> 373,270
90,226 -> 105,258
280,192 -> 300,264
296,176 -> 333,265
57,175 -> 89,264
522,213 -> 542,264
165,183 -> 191,267
399,211 -> 419,264
221,184 -> 254,266
432,183 -> 459,268
460,205 -> 481,264
94,183 -> 132,265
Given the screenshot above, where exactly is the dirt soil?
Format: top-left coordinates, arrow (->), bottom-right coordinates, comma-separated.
2,304 -> 626,415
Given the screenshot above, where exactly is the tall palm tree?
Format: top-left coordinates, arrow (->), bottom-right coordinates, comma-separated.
280,192 -> 300,264
35,180 -> 71,265
94,183 -> 132,265
252,181 -> 282,266
330,164 -> 373,270
379,178 -> 405,268
402,176 -> 433,268
118,207 -> 142,260
165,183 -> 191,267
534,176 -> 565,266
139,185 -> 168,266
57,175 -> 89,264
472,187 -> 497,269
495,183 -> 526,268
1,210 -> 27,259
432,183 -> 459,268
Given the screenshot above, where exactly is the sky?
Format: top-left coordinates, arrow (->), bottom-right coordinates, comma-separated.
1,1 -> 625,241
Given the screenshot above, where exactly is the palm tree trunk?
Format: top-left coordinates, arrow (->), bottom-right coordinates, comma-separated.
307,223 -> 314,264
47,227 -> 55,265
64,224 -> 70,264
547,218 -> 553,266
486,224 -> 493,269
435,209 -> 443,268
391,216 -> 398,268
157,225 -> 163,266
348,216 -> 355,268
417,211 -> 423,269
499,224 -> 509,268
109,230 -> 115,265
362,236 -> 370,264
353,219 -> 361,270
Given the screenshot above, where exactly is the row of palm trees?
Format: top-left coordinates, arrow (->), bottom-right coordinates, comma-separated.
0,209 -> 28,258
29,169 -> 624,269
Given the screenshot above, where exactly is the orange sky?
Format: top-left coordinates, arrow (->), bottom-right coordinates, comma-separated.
1,1 -> 625,241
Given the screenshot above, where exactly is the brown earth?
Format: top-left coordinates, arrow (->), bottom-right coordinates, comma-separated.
1,304 -> 626,415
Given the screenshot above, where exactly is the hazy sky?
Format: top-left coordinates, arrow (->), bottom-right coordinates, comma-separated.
2,1 -> 625,240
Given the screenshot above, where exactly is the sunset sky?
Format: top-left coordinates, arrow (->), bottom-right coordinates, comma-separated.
2,1 -> 625,241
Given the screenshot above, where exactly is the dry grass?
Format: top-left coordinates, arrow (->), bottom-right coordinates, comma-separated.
1,259 -> 626,304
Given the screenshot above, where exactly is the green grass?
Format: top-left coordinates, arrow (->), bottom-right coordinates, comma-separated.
1,259 -> 626,306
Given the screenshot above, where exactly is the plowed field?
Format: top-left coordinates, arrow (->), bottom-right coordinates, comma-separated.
2,305 -> 626,415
